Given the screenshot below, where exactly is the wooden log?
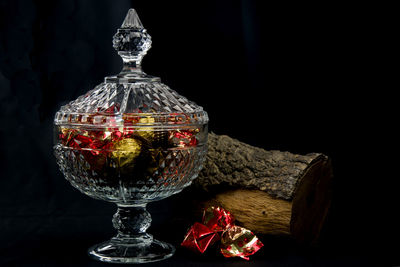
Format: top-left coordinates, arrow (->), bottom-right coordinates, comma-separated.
193,133 -> 333,244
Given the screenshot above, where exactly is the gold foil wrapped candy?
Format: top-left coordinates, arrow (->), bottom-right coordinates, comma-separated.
220,226 -> 264,260
136,116 -> 155,141
111,138 -> 142,168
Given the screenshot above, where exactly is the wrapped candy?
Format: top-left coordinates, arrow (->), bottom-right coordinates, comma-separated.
181,206 -> 263,260
220,226 -> 264,260
181,222 -> 219,254
111,138 -> 142,168
203,206 -> 235,232
56,122 -> 201,187
170,129 -> 199,148
58,127 -> 114,173
135,116 -> 155,141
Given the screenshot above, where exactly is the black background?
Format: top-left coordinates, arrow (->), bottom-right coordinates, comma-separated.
0,0 -> 397,266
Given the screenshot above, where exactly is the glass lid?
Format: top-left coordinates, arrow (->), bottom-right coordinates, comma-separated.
54,9 -> 208,128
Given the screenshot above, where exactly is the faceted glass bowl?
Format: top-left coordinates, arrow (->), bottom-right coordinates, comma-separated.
54,123 -> 207,263
53,9 -> 209,263
54,124 -> 208,204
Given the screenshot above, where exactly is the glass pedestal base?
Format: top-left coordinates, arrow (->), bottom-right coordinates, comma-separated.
88,235 -> 175,264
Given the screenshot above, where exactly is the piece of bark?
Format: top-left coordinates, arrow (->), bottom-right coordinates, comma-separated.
194,133 -> 333,244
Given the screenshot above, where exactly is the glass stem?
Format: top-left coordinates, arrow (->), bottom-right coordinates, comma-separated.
112,204 -> 153,244
122,58 -> 141,70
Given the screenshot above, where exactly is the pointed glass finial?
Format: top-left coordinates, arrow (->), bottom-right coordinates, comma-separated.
121,9 -> 143,29
112,9 -> 152,68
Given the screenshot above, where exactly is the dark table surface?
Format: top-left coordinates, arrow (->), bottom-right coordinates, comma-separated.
0,188 -> 395,267
0,215 -> 381,266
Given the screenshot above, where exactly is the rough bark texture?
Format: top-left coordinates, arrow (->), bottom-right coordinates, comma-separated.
194,133 -> 333,244
196,133 -> 325,200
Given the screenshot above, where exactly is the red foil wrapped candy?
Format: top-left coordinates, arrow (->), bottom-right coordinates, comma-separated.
181,222 -> 219,254
181,206 -> 264,260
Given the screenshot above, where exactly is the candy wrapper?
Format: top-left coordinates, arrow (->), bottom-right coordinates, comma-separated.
203,206 -> 235,232
220,226 -> 264,260
181,206 -> 263,260
57,123 -> 201,187
181,222 -> 219,254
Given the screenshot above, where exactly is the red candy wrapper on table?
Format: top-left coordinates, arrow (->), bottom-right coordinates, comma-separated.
202,206 -> 235,232
181,222 -> 219,254
181,206 -> 263,260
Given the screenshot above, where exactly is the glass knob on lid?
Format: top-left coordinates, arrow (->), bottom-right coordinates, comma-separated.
110,9 -> 156,82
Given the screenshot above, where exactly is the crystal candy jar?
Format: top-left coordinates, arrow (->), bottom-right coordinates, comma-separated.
53,9 -> 208,264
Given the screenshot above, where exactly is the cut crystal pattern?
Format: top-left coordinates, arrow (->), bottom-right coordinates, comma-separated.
55,82 -> 208,127
54,144 -> 207,204
53,8 -> 208,264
